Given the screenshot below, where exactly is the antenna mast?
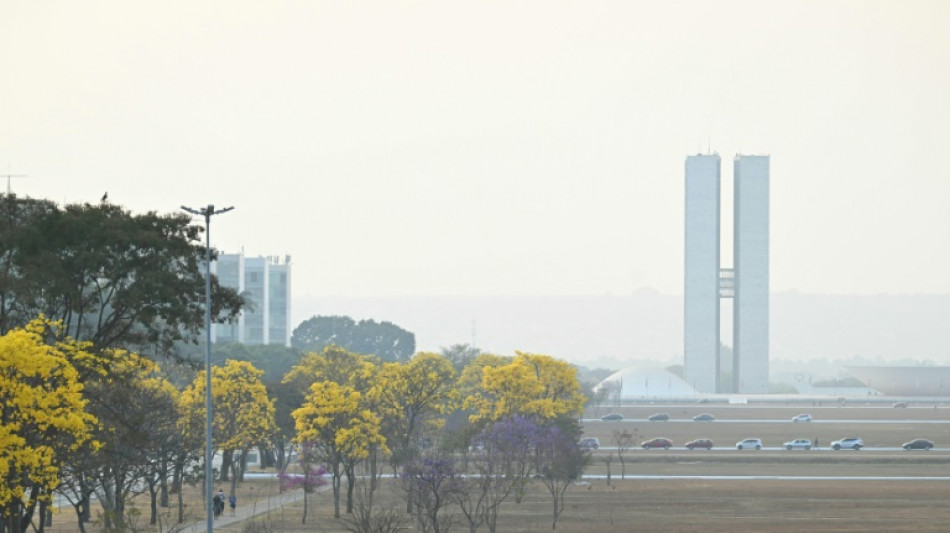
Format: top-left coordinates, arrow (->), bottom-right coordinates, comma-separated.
1,169 -> 27,194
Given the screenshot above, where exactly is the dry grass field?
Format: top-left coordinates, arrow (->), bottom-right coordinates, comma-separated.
199,476 -> 950,533
44,403 -> 950,533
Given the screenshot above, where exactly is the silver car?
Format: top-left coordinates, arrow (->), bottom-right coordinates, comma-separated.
831,437 -> 863,450
736,438 -> 762,450
783,438 -> 812,450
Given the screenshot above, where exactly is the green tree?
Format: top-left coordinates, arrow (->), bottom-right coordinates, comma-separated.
0,195 -> 244,354
82,352 -> 178,533
0,320 -> 99,533
440,343 -> 481,374
291,315 -> 415,362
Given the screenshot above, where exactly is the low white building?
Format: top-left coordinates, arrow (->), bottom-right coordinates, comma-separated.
594,367 -> 699,401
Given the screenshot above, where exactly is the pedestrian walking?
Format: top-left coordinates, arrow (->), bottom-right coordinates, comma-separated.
228,494 -> 236,516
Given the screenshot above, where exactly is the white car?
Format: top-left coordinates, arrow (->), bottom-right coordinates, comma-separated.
831,437 -> 863,450
579,437 -> 600,450
783,438 -> 812,450
791,413 -> 812,423
736,438 -> 762,450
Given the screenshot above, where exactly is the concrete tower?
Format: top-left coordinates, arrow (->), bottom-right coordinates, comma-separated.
733,155 -> 770,393
684,154 -> 721,393
683,153 -> 769,394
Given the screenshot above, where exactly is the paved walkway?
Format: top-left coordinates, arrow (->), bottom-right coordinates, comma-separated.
178,488 -> 307,533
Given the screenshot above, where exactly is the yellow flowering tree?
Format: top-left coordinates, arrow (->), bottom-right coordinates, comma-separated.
292,381 -> 386,518
283,344 -> 375,392
371,352 -> 458,467
463,351 -> 585,424
179,360 -> 276,493
456,353 -> 511,403
0,320 -> 98,533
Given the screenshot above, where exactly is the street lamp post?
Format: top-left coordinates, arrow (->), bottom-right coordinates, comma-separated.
181,204 -> 233,533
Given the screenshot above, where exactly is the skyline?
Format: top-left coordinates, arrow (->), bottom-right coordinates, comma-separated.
3,2 -> 949,298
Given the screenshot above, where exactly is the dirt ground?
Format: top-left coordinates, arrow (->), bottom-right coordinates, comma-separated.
44,403 -> 950,532
204,476 -> 950,533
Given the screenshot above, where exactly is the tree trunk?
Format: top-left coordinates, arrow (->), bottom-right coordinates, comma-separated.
332,474 -> 342,518
37,500 -> 48,533
159,460 -> 170,508
345,468 -> 355,514
219,450 -> 232,481
148,480 -> 159,525
70,500 -> 89,533
177,480 -> 184,524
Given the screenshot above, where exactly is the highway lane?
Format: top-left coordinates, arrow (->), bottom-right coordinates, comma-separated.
595,445 -> 950,452
583,418 -> 950,424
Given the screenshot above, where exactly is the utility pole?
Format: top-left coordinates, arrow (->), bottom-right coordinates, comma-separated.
180,204 -> 234,533
1,171 -> 27,194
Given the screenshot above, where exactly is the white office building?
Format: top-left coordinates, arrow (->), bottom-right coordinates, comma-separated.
212,253 -> 292,347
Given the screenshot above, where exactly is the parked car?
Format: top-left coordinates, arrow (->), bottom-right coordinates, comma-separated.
736,438 -> 763,450
648,412 -> 670,421
579,437 -> 600,450
641,437 -> 673,449
783,438 -> 813,450
902,438 -> 934,450
831,437 -> 863,450
892,401 -> 908,408
791,413 -> 812,423
693,413 -> 715,421
685,438 -> 713,450
601,413 -> 624,421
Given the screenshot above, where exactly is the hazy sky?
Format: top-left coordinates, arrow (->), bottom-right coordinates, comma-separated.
3,1 -> 949,298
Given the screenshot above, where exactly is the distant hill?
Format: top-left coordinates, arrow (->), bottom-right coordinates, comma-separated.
293,291 -> 950,368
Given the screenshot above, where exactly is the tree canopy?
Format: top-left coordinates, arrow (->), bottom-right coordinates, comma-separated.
0,320 -> 99,532
179,360 -> 277,455
0,195 -> 244,354
291,315 -> 415,362
463,352 -> 586,424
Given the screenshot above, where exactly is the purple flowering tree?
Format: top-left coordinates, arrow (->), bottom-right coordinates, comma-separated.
400,456 -> 464,533
277,442 -> 328,524
534,425 -> 587,530
459,416 -> 545,533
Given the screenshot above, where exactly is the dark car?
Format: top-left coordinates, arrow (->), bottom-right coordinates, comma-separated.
601,413 -> 624,421
641,438 -> 673,449
648,412 -> 670,421
902,438 -> 934,450
693,413 -> 715,422
685,438 -> 713,450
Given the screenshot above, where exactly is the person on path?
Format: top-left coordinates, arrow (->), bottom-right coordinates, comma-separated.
228,494 -> 237,516
212,491 -> 222,519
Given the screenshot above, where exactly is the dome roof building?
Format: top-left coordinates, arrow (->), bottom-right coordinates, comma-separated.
594,367 -> 699,400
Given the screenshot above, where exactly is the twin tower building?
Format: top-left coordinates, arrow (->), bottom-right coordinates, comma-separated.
684,154 -> 769,394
